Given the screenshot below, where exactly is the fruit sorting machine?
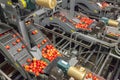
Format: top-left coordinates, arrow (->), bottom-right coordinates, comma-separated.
0,0 -> 120,80
0,22 -> 106,80
61,0 -> 120,20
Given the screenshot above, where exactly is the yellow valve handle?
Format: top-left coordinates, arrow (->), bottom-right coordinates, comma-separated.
19,0 -> 27,9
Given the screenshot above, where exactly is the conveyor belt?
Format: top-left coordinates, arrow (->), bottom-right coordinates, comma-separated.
0,24 -> 33,79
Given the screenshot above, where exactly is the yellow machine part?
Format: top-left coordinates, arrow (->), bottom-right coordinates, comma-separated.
35,0 -> 57,9
108,19 -> 119,27
67,66 -> 87,80
19,0 -> 27,9
7,0 -> 12,5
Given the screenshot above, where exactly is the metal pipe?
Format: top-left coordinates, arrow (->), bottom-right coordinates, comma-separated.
61,42 -> 70,51
98,54 -> 110,75
84,49 -> 95,64
60,41 -> 69,48
0,61 -> 7,68
110,53 -> 120,59
111,60 -> 119,80
95,54 -> 105,73
114,65 -> 120,80
55,38 -> 65,46
95,54 -> 105,68
71,32 -> 117,47
0,70 -> 12,80
52,34 -> 56,45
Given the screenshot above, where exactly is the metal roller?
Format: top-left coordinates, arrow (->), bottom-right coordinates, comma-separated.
35,0 -> 57,9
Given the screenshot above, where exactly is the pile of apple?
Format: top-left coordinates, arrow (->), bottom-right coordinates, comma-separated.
85,72 -> 99,80
42,44 -> 61,61
75,17 -> 94,31
24,58 -> 48,76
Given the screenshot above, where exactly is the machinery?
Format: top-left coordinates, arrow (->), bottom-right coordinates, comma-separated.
40,10 -> 120,46
61,0 -> 120,20
0,22 -> 105,80
0,0 -> 120,80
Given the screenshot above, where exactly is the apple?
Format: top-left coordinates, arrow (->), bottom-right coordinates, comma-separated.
26,58 -> 31,63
